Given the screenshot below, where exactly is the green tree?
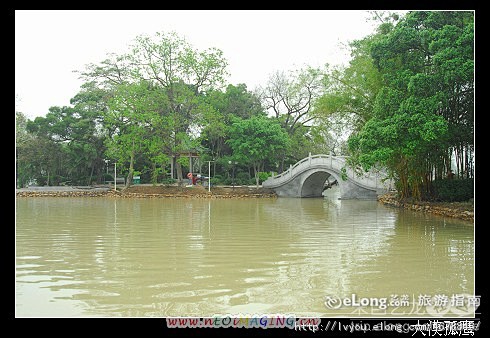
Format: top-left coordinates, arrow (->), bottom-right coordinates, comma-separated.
311,12 -> 404,158
258,67 -> 323,171
26,103 -> 105,185
206,83 -> 264,120
80,31 -> 229,185
127,32 -> 228,185
105,81 -> 164,187
259,67 -> 323,134
16,111 -> 35,187
315,39 -> 383,132
312,26 -> 389,157
200,83 -> 266,173
226,116 -> 290,187
17,83 -> 114,187
349,105 -> 448,199
349,11 -> 474,200
17,110 -> 63,187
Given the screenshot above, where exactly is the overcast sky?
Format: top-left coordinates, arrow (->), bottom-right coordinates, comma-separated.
15,10 -> 380,119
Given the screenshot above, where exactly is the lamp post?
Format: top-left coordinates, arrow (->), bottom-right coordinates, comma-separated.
207,160 -> 214,193
114,162 -> 117,191
104,159 -> 109,175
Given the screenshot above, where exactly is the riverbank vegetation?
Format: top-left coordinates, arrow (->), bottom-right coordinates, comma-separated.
16,11 -> 474,203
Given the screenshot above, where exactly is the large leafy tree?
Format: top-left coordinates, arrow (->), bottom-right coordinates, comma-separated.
80,31 -> 229,186
17,79 -> 112,187
226,116 -> 290,187
349,11 -> 474,199
210,83 -> 265,120
16,134 -> 62,186
16,111 -> 37,187
105,81 -> 165,187
314,38 -> 383,133
25,103 -> 105,185
257,67 -> 323,171
259,67 -> 323,134
200,83 -> 265,164
17,111 -> 64,186
312,15 -> 397,157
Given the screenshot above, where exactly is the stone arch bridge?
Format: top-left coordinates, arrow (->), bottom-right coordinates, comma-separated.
262,154 -> 393,199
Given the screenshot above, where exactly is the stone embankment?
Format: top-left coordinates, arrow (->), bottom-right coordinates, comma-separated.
378,193 -> 474,222
16,185 -> 277,199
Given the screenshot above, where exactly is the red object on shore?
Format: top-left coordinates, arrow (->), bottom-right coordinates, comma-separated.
192,176 -> 198,185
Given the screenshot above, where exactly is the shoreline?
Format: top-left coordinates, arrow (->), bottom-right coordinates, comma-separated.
377,193 -> 474,222
16,186 -> 474,222
15,185 -> 277,199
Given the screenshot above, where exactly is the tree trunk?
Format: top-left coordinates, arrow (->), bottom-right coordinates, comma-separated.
88,162 -> 95,186
170,156 -> 174,179
254,163 -> 260,188
279,152 -> 285,173
176,158 -> 184,187
125,144 -> 135,189
151,162 -> 158,185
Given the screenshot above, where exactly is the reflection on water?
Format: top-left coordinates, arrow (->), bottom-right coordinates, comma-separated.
16,189 -> 474,317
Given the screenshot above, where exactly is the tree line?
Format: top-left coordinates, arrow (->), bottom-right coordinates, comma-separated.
16,11 -> 474,201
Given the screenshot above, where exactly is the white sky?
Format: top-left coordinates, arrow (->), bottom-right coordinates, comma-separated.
15,10 -> 379,119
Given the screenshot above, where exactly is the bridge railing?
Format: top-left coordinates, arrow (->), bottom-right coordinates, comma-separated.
265,153 -> 393,191
272,154 -> 342,180
269,154 -> 345,181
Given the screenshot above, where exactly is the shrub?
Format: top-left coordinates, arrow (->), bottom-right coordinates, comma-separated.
222,177 -> 233,185
161,178 -> 176,186
432,178 -> 474,202
258,172 -> 272,184
210,175 -> 224,185
210,177 -> 221,186
235,172 -> 251,185
103,173 -> 114,183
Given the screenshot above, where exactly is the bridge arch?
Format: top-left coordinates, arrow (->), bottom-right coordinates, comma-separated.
300,169 -> 340,197
263,154 -> 392,199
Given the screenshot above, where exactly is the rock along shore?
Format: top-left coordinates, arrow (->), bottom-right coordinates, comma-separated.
378,193 -> 474,222
15,185 -> 277,199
